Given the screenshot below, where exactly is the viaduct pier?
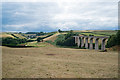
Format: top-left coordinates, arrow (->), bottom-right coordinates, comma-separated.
73,36 -> 109,51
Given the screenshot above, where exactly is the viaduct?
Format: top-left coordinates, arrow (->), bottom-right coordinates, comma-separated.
73,36 -> 109,51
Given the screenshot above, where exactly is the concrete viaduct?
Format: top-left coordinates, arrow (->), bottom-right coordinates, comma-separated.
73,36 -> 109,51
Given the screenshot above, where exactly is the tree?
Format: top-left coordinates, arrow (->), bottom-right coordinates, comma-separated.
19,32 -> 22,34
37,37 -> 43,42
58,29 -> 62,33
106,30 -> 120,48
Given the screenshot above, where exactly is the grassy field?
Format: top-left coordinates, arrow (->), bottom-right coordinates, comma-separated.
2,44 -> 118,78
92,30 -> 117,36
74,30 -> 117,36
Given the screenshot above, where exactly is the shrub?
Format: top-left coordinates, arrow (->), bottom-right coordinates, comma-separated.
99,44 -> 101,49
37,37 -> 43,42
45,40 -> 56,45
64,37 -> 76,46
55,34 -> 65,46
106,35 -> 117,48
89,34 -> 94,36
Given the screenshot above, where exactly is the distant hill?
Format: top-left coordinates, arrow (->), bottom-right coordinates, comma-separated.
0,32 -> 14,38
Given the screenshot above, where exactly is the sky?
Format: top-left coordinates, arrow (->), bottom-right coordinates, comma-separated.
1,0 -> 119,32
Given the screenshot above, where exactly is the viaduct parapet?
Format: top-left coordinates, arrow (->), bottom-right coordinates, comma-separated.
73,36 -> 109,51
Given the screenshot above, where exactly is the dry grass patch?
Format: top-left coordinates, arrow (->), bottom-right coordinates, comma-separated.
1,33 -> 14,38
2,44 -> 118,78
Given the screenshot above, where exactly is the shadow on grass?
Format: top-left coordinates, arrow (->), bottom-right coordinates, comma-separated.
3,45 -> 34,48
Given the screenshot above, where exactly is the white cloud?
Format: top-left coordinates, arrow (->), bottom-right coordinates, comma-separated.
50,22 -> 79,30
2,1 -> 118,32
2,0 -> 120,2
14,12 -> 26,16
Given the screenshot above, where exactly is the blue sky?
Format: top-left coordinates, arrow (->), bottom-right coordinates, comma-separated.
1,0 -> 119,32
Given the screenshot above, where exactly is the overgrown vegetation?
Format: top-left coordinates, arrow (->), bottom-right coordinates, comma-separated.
2,37 -> 27,46
52,30 -> 79,47
106,30 -> 120,48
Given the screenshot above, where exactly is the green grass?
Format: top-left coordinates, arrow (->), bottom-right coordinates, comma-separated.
80,33 -> 105,36
74,30 -> 117,37
25,41 -> 47,47
92,31 -> 117,36
45,40 -> 56,45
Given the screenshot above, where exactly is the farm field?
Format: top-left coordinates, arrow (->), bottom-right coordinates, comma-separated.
2,44 -> 118,78
74,30 -> 117,36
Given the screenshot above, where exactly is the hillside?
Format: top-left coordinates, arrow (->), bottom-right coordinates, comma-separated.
43,32 -> 60,42
0,33 -> 14,38
12,34 -> 27,39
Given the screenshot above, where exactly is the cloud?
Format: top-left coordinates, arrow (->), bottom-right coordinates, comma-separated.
2,1 -> 118,32
2,0 -> 119,2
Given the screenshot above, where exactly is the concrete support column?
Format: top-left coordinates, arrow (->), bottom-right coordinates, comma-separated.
81,37 -> 84,47
95,38 -> 99,50
89,38 -> 93,49
101,38 -> 106,51
75,37 -> 77,44
77,37 -> 80,48
85,37 -> 88,49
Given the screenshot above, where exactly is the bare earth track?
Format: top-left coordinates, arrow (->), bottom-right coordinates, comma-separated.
2,44 -> 118,78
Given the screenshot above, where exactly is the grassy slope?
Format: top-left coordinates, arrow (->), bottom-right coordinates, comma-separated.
43,32 -> 60,42
0,32 -> 27,39
0,33 -> 14,38
13,34 -> 27,39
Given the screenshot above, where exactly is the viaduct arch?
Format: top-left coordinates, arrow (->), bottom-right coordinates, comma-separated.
73,36 -> 109,51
